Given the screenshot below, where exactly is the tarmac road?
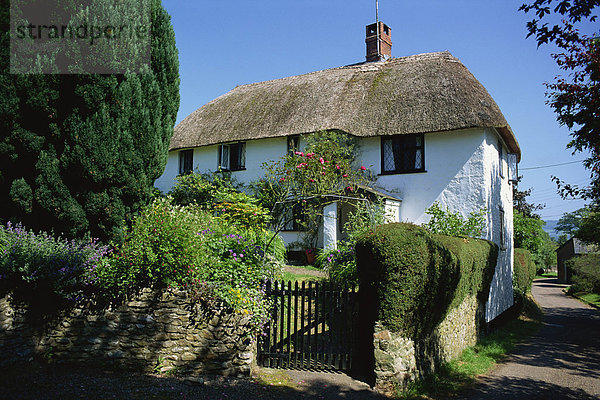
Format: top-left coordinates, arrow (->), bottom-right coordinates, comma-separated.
460,278 -> 600,400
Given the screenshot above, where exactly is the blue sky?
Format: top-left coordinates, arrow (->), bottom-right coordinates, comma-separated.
161,0 -> 596,222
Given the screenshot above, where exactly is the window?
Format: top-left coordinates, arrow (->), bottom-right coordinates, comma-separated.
498,140 -> 504,178
178,149 -> 193,175
287,135 -> 300,155
499,207 -> 506,249
381,134 -> 425,174
281,203 -> 307,231
218,142 -> 246,171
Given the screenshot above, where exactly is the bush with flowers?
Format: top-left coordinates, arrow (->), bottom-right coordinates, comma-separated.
252,131 -> 375,247
90,197 -> 285,330
169,170 -> 271,229
0,222 -> 109,304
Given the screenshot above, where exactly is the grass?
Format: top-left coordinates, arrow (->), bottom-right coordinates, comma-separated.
396,295 -> 543,400
279,264 -> 327,282
571,291 -> 600,308
535,271 -> 558,280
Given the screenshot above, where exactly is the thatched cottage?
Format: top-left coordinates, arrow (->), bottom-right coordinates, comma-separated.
156,22 -> 521,321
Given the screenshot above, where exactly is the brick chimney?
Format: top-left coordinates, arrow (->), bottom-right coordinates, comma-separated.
365,22 -> 392,62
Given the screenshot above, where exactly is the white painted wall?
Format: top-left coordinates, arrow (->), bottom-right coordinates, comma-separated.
156,128 -> 515,320
155,137 -> 288,193
482,129 -> 515,322
358,127 -> 514,321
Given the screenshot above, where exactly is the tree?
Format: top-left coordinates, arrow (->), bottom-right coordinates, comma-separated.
513,178 -> 545,218
555,206 -> 592,236
0,0 -> 179,241
556,206 -> 600,245
520,1 -> 600,204
577,209 -> 600,245
514,210 -> 557,270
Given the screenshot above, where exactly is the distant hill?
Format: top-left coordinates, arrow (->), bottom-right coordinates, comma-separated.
543,220 -> 560,240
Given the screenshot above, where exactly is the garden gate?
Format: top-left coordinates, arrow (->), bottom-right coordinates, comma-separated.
257,280 -> 358,371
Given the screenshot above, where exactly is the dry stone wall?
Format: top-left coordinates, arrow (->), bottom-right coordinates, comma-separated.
0,288 -> 254,376
373,295 -> 483,395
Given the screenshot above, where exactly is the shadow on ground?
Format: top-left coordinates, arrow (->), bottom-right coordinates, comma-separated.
458,376 -> 598,400
0,363 -> 388,400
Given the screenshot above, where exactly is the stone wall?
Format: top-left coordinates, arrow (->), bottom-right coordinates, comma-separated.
0,288 -> 254,376
372,295 -> 483,395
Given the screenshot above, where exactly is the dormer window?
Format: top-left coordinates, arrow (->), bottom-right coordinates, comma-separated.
218,142 -> 246,171
178,149 -> 193,175
381,134 -> 425,174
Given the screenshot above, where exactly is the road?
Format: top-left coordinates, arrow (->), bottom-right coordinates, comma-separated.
460,278 -> 600,399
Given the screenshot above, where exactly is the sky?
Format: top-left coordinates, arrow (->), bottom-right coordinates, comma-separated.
161,0 -> 597,223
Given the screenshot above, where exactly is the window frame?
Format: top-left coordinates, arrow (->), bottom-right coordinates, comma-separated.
281,202 -> 307,232
218,142 -> 246,172
287,135 -> 300,156
499,206 -> 506,250
498,140 -> 505,179
178,149 -> 194,175
380,133 -> 426,175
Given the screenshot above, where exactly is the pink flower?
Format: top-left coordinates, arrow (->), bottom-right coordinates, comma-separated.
343,174 -> 348,178
360,166 -> 366,171
336,165 -> 340,170
319,157 -> 325,164
306,152 -> 314,158
295,151 -> 304,156
321,172 -> 326,175
309,178 -> 315,182
279,177 -> 285,182
345,186 -> 353,191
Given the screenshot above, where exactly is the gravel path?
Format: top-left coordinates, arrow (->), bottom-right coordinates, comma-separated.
459,278 -> 600,399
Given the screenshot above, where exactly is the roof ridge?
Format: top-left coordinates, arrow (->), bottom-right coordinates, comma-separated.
233,51 -> 458,91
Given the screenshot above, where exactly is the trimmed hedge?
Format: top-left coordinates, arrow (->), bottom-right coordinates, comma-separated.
513,248 -> 536,296
568,254 -> 600,294
356,223 -> 497,340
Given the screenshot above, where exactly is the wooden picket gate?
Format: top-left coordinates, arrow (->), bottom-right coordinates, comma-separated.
257,280 -> 358,371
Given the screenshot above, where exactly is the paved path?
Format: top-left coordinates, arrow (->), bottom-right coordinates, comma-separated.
460,279 -> 600,399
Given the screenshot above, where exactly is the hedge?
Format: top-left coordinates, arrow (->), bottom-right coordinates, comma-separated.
567,254 -> 600,294
356,223 -> 497,340
513,248 -> 536,297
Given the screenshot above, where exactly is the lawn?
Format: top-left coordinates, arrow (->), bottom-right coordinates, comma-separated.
571,291 -> 600,308
535,271 -> 558,280
280,265 -> 327,282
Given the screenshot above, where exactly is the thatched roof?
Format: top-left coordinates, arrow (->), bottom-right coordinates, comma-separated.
172,51 -> 520,159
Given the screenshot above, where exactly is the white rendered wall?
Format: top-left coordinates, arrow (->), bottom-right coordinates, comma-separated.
358,129 -> 488,225
156,129 -> 515,321
481,129 -> 515,322
155,137 -> 288,193
358,128 -> 514,321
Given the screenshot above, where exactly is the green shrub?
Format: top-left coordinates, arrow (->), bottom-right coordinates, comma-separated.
316,242 -> 358,286
170,172 -> 271,229
513,248 -> 536,298
356,223 -> 497,340
434,234 -> 498,311
0,222 -> 108,303
568,254 -> 600,294
424,202 -> 486,237
91,197 -> 285,325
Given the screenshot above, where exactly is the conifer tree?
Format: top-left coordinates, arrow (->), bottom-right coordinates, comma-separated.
0,0 -> 179,241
